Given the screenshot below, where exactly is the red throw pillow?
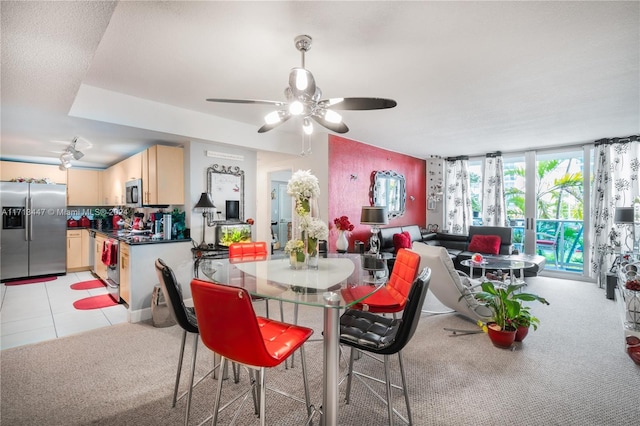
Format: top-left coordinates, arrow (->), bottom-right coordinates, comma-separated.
468,234 -> 501,255
393,231 -> 412,253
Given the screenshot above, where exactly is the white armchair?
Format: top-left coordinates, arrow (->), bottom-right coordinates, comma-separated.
411,242 -> 493,325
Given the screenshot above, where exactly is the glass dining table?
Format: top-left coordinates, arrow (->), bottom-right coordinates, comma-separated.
198,253 -> 382,426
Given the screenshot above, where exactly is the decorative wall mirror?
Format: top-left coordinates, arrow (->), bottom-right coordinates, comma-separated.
371,170 -> 406,219
206,164 -> 245,225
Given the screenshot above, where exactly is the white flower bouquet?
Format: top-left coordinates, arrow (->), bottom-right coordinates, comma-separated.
287,170 -> 320,201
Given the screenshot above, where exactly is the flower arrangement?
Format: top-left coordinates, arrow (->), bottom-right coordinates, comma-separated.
287,170 -> 320,202
333,215 -> 354,232
301,216 -> 329,241
284,239 -> 305,255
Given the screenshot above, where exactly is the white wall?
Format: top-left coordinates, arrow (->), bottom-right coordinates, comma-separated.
256,134 -> 329,245
186,140 -> 257,247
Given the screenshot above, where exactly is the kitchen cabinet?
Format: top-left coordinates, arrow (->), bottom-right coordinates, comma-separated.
67,230 -> 83,270
94,233 -> 108,281
102,163 -> 124,206
1,161 -> 67,184
67,169 -> 102,206
81,229 -> 90,267
122,152 -> 142,182
101,153 -> 142,206
141,145 -> 184,205
119,243 -> 130,304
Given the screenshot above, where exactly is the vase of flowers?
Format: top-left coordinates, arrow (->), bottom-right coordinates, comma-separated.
333,215 -> 354,253
287,170 -> 320,220
301,216 -> 329,269
284,239 -> 305,269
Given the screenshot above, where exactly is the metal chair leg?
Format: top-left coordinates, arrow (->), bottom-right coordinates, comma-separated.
173,329 -> 187,407
184,333 -> 198,426
259,367 -> 266,426
288,303 -> 300,368
383,354 -> 394,426
345,347 -> 356,404
299,344 -> 313,417
397,351 -> 412,425
212,356 -> 227,426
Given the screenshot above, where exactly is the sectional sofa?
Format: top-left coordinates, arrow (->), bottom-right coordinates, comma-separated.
378,225 -> 546,277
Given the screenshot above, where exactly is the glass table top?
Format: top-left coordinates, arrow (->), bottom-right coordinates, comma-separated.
198,254 -> 384,309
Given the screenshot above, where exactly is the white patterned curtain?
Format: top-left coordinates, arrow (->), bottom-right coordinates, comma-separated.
445,157 -> 472,234
590,136 -> 640,282
481,152 -> 507,227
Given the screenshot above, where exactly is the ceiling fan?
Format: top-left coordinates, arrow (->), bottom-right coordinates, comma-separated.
206,35 -> 397,134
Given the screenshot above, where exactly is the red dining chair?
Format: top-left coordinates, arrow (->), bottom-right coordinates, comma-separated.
228,241 -> 283,321
190,278 -> 314,425
342,248 -> 421,315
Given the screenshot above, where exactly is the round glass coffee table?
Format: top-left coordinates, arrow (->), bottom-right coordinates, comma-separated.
460,257 -> 535,285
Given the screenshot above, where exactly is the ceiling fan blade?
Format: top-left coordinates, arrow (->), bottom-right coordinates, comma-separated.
311,114 -> 349,134
257,114 -> 292,133
206,98 -> 285,106
322,97 -> 397,111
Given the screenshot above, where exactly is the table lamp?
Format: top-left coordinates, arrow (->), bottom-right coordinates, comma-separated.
614,207 -> 636,253
194,192 -> 216,249
361,206 -> 388,256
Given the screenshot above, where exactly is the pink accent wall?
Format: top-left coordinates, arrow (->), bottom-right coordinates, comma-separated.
328,135 -> 426,252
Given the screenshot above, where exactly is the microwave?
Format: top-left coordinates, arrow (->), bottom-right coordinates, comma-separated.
125,179 -> 143,207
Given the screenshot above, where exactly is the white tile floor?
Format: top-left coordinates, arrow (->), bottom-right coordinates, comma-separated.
0,271 -> 128,350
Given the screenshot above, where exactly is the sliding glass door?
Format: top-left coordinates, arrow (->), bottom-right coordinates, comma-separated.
469,147 -> 592,277
522,148 -> 590,276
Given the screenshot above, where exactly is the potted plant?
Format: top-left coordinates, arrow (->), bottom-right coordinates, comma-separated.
474,281 -> 549,348
512,305 -> 540,342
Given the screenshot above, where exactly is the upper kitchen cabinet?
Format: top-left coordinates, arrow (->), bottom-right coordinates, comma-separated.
142,145 -> 184,205
102,154 -> 141,206
122,152 -> 142,183
1,161 -> 67,184
67,169 -> 102,206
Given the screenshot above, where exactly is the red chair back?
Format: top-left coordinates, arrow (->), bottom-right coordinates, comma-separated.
191,278 -> 301,368
384,248 -> 421,309
228,241 -> 268,262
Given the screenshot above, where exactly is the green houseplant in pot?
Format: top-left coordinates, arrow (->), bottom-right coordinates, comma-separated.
474,281 -> 549,348
512,305 -> 540,342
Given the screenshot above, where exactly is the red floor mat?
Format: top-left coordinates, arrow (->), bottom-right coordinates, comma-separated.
70,280 -> 105,290
3,276 -> 57,286
73,294 -> 118,310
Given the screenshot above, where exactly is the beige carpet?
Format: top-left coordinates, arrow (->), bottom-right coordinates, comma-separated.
1,276 -> 639,425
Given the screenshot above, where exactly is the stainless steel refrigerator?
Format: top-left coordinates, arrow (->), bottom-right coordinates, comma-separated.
1,182 -> 67,281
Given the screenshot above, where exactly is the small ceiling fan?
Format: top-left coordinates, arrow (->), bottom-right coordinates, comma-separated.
206,35 -> 397,134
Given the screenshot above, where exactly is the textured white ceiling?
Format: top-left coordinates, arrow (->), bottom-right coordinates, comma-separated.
1,1 -> 638,168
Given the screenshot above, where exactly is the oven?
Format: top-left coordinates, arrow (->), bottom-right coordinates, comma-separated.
105,239 -> 120,303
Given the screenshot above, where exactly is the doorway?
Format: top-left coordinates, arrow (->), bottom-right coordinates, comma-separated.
270,170 -> 292,252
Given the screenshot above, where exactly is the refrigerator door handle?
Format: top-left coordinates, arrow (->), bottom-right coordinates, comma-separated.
27,197 -> 33,241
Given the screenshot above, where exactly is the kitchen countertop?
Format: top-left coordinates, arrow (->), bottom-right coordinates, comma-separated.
90,228 -> 192,246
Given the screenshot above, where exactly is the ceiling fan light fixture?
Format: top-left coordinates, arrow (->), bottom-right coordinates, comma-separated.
264,110 -> 282,125
324,109 -> 343,124
289,100 -> 304,115
303,118 -> 313,135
